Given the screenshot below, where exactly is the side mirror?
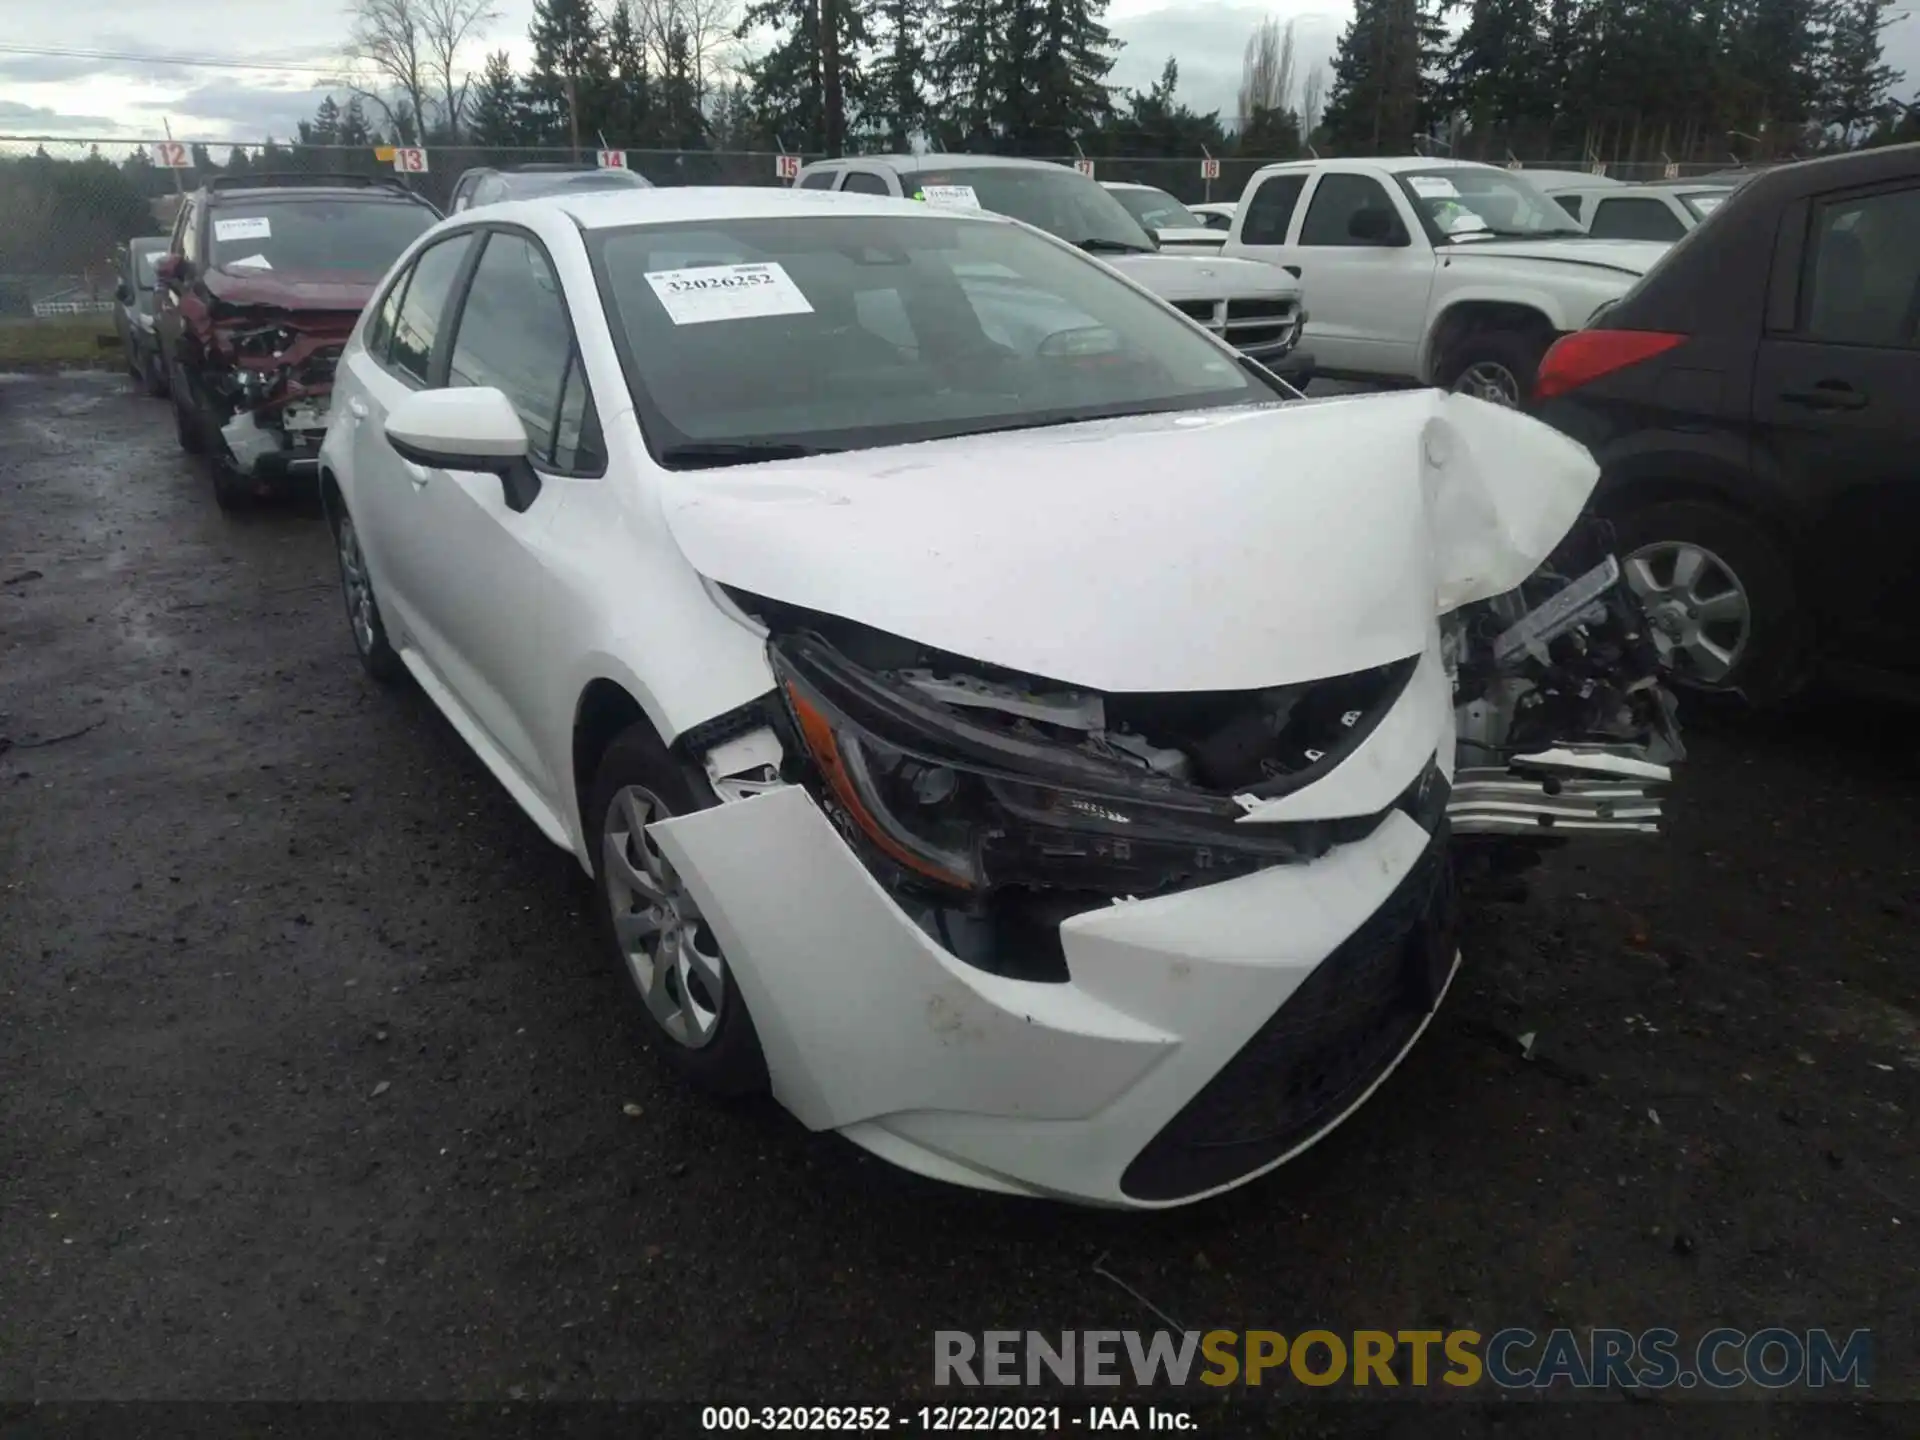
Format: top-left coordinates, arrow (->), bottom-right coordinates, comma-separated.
1347,207 -> 1397,244
383,387 -> 542,513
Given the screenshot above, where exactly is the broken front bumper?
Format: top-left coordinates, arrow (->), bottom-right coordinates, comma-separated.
220,402 -> 328,486
652,785 -> 1453,1208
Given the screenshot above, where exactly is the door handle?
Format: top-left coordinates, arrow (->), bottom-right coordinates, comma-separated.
347,397 -> 370,421
1780,382 -> 1868,412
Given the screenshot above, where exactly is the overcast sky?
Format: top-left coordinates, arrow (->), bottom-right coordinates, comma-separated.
0,0 -> 1911,146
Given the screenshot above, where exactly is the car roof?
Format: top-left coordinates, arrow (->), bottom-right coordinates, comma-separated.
205,184 -> 429,206
128,235 -> 170,252
524,185 -> 1013,231
810,153 -> 1075,176
1100,181 -> 1166,192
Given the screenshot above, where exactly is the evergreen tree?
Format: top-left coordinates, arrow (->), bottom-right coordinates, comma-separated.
469,51 -> 531,147
301,95 -> 344,146
1026,0 -> 1121,146
1091,57 -> 1230,157
865,0 -> 932,148
528,0 -> 614,149
604,3 -> 656,146
929,0 -> 1001,147
741,0 -> 871,154
659,22 -> 708,147
1321,0 -> 1447,153
339,95 -> 378,146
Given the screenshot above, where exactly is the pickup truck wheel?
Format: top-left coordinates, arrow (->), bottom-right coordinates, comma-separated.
1439,328 -> 1551,408
1607,499 -> 1808,707
143,350 -> 169,399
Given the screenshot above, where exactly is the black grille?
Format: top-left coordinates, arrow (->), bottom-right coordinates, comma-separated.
1120,825 -> 1457,1202
1227,297 -> 1296,322
1170,299 -> 1218,324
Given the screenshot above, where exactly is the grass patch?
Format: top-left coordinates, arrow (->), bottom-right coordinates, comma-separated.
0,315 -> 121,369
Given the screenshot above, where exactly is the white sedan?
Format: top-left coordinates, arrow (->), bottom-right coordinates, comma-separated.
319,186 -> 1678,1207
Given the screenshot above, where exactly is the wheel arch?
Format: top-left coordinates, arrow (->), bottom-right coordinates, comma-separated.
1422,297 -> 1562,384
570,676 -> 665,873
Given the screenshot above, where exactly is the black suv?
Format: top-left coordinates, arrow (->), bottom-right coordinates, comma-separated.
153,174 -> 441,508
1531,143 -> 1920,705
447,163 -> 654,213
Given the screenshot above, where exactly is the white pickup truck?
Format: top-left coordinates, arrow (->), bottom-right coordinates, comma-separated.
794,154 -> 1314,383
1222,157 -> 1673,405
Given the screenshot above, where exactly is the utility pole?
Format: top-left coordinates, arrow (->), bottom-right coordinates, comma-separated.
820,0 -> 844,157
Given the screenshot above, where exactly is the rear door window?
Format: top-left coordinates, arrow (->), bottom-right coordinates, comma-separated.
840,171 -> 892,196
1588,197 -> 1687,242
1299,173 -> 1400,247
1239,174 -> 1307,244
798,169 -> 838,191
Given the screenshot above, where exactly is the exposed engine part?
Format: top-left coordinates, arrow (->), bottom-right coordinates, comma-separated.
700,725 -> 788,804
221,411 -> 280,475
1443,516 -> 1681,838
898,669 -> 1106,731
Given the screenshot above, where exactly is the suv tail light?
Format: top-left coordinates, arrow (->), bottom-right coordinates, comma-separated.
1535,329 -> 1687,400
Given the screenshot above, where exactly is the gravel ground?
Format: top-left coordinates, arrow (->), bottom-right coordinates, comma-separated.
2,371 -> 1915,1434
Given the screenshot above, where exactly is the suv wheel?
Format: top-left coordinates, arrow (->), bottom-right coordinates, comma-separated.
170,362 -> 206,455
1609,499 -> 1807,706
1439,328 -> 1551,408
587,724 -> 769,1097
328,501 -> 404,684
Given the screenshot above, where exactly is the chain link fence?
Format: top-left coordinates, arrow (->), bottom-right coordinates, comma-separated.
0,133 -> 1760,336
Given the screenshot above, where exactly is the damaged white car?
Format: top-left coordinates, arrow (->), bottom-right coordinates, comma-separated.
318,187 -> 1681,1208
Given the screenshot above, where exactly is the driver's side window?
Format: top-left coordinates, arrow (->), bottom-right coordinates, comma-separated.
1299,173 -> 1404,248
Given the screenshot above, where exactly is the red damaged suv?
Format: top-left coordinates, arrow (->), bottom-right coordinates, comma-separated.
155,174 -> 441,509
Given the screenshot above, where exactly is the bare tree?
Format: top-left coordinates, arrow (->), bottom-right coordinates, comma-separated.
421,0 -> 500,140
343,0 -> 496,141
343,0 -> 430,141
632,0 -> 741,106
1300,62 -> 1326,144
1237,16 -> 1297,136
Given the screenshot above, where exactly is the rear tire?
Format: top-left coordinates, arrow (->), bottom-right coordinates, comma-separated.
1437,326 -> 1552,408
587,723 -> 770,1098
1606,498 -> 1808,707
326,497 -> 404,685
143,350 -> 169,398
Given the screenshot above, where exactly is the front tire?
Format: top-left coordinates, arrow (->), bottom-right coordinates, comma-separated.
587,724 -> 769,1098
170,362 -> 207,455
1438,327 -> 1552,408
1607,498 -> 1807,706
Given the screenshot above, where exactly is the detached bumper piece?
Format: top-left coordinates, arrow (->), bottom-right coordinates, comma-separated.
1450,747 -> 1669,836
1446,517 -> 1683,841
1120,825 -> 1457,1203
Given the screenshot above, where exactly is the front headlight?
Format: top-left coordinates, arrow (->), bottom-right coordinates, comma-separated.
779,655 -> 988,890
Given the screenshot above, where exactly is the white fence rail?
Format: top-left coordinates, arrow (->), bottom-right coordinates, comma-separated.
31,300 -> 114,318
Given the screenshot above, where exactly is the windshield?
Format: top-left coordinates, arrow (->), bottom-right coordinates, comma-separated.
905,166 -> 1156,253
1395,168 -> 1587,242
208,198 -> 437,274
1108,186 -> 1204,232
1680,190 -> 1730,220
592,214 -> 1263,466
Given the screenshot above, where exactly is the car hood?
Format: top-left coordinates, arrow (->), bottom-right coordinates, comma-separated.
1441,236 -> 1670,276
1106,252 -> 1300,301
201,266 -> 380,313
661,390 -> 1599,693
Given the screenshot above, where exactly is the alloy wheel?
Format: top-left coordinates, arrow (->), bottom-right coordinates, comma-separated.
602,784 -> 727,1049
336,512 -> 377,657
1624,540 -> 1751,685
1452,360 -> 1522,407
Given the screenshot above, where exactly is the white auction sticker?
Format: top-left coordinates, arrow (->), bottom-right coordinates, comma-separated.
213,216 -> 272,242
918,184 -> 981,209
643,262 -> 814,326
1406,176 -> 1459,199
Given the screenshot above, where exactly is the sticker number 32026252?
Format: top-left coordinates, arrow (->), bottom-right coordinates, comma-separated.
642,262 -> 815,326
